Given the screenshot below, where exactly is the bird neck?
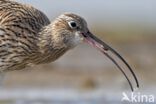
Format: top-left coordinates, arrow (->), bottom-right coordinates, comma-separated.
38,24 -> 68,51
35,24 -> 68,64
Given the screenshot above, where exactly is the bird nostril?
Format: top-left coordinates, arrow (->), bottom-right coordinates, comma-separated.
81,33 -> 87,38
84,34 -> 87,38
87,31 -> 90,34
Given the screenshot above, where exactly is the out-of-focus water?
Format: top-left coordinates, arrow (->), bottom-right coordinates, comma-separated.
0,43 -> 155,104
0,88 -> 155,104
0,89 -> 120,104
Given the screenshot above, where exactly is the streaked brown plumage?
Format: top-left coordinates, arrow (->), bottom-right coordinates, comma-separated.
0,0 -> 139,91
0,0 -> 68,71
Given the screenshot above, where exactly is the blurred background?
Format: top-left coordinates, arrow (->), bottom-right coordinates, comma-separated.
0,0 -> 156,104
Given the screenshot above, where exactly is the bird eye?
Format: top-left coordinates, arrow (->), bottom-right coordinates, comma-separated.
68,21 -> 77,29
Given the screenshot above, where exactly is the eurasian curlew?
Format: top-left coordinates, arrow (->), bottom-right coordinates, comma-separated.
0,0 -> 139,91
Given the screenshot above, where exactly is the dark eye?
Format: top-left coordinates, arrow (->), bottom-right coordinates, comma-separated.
68,21 -> 77,28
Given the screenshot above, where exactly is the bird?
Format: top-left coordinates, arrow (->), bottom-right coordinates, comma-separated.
0,0 -> 139,91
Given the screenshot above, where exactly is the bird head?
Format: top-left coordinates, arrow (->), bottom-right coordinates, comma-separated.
51,13 -> 88,48
51,13 -> 139,91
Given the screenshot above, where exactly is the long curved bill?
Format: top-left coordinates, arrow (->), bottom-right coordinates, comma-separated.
82,31 -> 139,91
